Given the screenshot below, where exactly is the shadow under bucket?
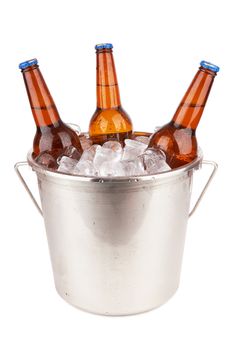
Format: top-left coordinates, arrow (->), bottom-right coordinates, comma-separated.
15,139 -> 217,316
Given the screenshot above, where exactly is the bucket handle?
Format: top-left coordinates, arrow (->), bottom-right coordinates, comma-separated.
189,160 -> 218,218
14,161 -> 43,217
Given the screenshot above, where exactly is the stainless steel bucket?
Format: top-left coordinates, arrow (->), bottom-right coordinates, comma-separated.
15,148 -> 217,316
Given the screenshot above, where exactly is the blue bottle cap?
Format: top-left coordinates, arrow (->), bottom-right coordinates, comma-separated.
200,60 -> 220,72
19,58 -> 38,70
95,43 -> 113,50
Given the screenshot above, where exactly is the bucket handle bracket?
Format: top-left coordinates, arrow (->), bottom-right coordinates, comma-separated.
189,160 -> 218,218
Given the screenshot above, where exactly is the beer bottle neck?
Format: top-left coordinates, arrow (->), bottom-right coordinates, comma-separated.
22,65 -> 61,127
172,67 -> 216,130
96,49 -> 121,109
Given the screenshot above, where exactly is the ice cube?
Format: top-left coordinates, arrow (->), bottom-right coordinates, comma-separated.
73,160 -> 96,176
79,134 -> 93,151
122,146 -> 146,161
80,144 -> 101,162
35,152 -> 57,169
140,148 -> 171,174
124,139 -> 148,150
57,156 -> 78,174
62,145 -> 82,160
99,160 -> 124,177
148,161 -> 171,174
120,158 -> 145,176
93,146 -> 122,170
102,141 -> 122,154
99,158 -> 145,177
68,123 -> 81,135
122,139 -> 148,161
134,136 -> 150,145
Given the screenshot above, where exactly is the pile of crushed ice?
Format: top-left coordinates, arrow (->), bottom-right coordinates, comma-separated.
55,136 -> 170,177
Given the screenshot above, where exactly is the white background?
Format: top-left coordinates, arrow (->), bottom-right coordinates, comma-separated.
0,0 -> 232,349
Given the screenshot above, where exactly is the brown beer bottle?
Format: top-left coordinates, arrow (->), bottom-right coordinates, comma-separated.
19,58 -> 83,160
89,43 -> 133,144
149,61 -> 219,168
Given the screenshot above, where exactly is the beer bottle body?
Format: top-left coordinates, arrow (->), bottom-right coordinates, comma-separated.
89,44 -> 133,144
150,121 -> 197,168
149,61 -> 219,168
19,59 -> 83,159
33,119 -> 82,158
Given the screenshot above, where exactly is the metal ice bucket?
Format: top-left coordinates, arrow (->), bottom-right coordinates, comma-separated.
15,142 -> 217,316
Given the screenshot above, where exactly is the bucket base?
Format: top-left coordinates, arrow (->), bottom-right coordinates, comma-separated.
55,284 -> 179,316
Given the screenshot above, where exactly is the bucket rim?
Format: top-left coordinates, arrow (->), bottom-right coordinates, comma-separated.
27,149 -> 203,183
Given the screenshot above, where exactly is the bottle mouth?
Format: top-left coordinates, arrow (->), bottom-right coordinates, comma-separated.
95,43 -> 113,50
200,60 -> 220,73
19,58 -> 38,70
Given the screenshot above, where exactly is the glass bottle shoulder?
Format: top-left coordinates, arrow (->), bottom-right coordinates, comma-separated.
89,106 -> 132,132
33,120 -> 82,156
